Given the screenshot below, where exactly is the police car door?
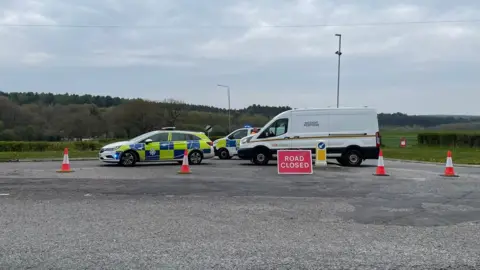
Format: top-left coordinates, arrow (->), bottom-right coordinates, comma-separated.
229,128 -> 249,155
144,132 -> 168,161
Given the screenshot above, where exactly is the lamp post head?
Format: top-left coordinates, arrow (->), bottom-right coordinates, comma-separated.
335,33 -> 341,37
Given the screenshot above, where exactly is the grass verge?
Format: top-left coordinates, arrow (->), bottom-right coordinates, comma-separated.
383,147 -> 480,165
0,151 -> 98,161
1,146 -> 479,166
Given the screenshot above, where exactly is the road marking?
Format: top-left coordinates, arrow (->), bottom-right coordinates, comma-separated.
408,177 -> 427,181
390,168 -> 480,179
388,167 -> 439,175
0,193 -> 10,196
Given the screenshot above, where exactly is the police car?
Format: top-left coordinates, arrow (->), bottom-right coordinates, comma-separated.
213,126 -> 260,159
99,128 -> 215,166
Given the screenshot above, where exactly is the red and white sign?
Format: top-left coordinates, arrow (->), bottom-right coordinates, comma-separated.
277,150 -> 313,174
400,137 -> 407,148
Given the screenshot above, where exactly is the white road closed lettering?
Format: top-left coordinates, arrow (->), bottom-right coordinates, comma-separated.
284,156 -> 305,162
280,162 -> 310,168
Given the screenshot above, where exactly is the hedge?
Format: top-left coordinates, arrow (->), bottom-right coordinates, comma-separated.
209,135 -> 225,141
0,136 -> 229,152
0,141 -> 103,152
417,133 -> 480,148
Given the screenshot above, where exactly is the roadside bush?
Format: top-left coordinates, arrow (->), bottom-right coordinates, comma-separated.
0,136 -> 230,152
209,135 -> 225,141
96,138 -> 127,144
417,133 -> 480,148
0,141 -> 104,152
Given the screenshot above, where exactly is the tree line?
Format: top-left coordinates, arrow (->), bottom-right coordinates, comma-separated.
0,92 -> 475,141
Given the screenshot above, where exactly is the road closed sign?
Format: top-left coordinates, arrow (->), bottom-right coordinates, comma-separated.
277,150 -> 313,174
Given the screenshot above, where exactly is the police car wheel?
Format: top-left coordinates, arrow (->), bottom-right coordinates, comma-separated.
218,148 -> 230,160
120,151 -> 137,167
188,150 -> 203,165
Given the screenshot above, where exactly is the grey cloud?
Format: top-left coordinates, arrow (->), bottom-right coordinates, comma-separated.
0,0 -> 479,114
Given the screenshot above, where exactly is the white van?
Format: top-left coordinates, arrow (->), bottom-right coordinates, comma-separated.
237,107 -> 381,166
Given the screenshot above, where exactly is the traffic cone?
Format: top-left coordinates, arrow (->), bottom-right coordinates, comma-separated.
441,150 -> 459,177
178,149 -> 191,174
373,149 -> 389,176
57,148 -> 73,173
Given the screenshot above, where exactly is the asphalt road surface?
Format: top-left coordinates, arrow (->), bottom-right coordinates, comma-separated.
1,158 -> 480,269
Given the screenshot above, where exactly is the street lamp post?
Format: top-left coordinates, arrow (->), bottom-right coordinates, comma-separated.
217,84 -> 231,132
335,34 -> 342,108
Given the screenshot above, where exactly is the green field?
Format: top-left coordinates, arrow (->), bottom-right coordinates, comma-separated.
0,151 -> 98,161
380,130 -> 480,165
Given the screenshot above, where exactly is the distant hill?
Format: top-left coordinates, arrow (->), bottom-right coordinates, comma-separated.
0,91 -> 478,141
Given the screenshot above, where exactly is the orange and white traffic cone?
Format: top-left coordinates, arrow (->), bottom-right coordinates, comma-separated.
57,148 -> 73,173
441,150 -> 459,177
373,149 -> 389,176
178,149 -> 191,174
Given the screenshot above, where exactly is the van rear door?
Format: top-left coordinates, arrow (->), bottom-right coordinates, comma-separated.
328,109 -> 378,150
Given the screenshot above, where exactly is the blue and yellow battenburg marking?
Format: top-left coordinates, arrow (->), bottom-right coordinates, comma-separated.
216,138 -> 240,149
226,139 -> 238,148
116,140 -> 211,161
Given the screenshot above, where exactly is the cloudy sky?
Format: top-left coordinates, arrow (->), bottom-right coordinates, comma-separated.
0,0 -> 479,115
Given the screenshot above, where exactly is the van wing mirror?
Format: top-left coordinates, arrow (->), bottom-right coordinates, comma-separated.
145,138 -> 153,144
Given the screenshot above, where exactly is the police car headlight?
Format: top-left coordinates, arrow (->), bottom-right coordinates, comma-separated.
102,146 -> 121,151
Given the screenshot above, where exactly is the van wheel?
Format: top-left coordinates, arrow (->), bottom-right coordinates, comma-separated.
341,149 -> 363,167
252,149 -> 270,165
218,148 -> 230,160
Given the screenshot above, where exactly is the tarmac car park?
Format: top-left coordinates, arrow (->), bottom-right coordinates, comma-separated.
98,128 -> 215,167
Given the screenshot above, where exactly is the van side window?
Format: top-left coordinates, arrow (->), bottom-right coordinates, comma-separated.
259,118 -> 288,138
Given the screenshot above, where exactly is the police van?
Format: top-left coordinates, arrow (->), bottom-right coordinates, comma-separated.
213,126 -> 260,159
237,107 -> 381,166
